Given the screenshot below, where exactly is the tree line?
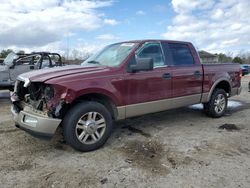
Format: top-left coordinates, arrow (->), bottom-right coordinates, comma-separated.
216,53 -> 250,64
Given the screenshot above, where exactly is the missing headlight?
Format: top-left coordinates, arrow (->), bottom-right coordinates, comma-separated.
44,85 -> 55,101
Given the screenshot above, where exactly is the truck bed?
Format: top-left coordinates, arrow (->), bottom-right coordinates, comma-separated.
202,63 -> 241,95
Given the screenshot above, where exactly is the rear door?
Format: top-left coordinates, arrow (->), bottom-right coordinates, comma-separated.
165,42 -> 203,104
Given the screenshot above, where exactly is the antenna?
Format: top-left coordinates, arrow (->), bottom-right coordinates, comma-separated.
66,32 -> 69,60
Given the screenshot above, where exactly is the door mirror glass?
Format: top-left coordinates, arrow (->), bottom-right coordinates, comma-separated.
129,57 -> 153,73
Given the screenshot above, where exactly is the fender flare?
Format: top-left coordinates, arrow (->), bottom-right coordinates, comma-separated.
203,78 -> 232,102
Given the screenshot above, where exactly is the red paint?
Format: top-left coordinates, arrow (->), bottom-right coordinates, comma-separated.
26,40 -> 241,107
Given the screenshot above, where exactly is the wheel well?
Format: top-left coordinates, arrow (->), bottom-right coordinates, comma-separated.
70,93 -> 118,120
214,81 -> 231,95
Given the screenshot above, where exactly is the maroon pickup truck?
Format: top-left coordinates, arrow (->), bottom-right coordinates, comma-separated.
11,40 -> 241,151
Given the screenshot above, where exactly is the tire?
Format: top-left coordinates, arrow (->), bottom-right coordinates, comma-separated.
62,101 -> 113,152
203,89 -> 228,118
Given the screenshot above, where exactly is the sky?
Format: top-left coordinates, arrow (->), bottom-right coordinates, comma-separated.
0,0 -> 250,58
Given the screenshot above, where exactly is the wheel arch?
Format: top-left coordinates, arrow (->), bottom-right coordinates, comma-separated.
207,79 -> 232,101
69,93 -> 119,120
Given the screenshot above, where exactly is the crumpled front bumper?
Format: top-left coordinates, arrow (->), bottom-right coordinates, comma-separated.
11,103 -> 62,139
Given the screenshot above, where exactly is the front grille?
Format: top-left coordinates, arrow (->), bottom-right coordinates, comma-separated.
12,102 -> 21,113
15,80 -> 44,102
16,81 -> 29,100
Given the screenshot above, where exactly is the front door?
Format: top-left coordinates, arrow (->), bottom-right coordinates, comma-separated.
9,64 -> 34,81
125,42 -> 172,117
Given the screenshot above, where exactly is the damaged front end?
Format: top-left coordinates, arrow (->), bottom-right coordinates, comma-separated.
12,80 -> 69,119
11,80 -> 69,138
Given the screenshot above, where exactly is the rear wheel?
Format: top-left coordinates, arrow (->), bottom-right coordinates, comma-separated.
63,101 -> 113,152
203,89 -> 228,118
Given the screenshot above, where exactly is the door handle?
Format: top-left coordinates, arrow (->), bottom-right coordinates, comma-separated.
162,73 -> 172,80
194,71 -> 201,78
30,66 -> 34,70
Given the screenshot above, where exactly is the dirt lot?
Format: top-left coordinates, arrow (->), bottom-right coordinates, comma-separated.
0,77 -> 250,188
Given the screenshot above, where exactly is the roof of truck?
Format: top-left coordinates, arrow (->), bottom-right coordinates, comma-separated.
118,39 -> 192,44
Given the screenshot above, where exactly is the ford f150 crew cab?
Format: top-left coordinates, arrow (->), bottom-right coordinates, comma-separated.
11,40 -> 242,151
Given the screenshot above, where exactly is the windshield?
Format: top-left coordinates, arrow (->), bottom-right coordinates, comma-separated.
3,52 -> 18,66
82,42 -> 138,67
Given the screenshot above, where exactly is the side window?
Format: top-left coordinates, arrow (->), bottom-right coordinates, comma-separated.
16,56 -> 32,65
41,56 -> 51,69
16,55 -> 41,65
168,43 -> 195,65
137,42 -> 165,67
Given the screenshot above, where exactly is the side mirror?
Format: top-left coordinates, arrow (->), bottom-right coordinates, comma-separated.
129,57 -> 153,73
9,65 -> 15,69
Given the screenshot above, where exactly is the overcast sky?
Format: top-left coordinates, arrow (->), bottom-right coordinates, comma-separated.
0,0 -> 249,55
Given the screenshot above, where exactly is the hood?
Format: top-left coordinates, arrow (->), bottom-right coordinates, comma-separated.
17,65 -> 110,86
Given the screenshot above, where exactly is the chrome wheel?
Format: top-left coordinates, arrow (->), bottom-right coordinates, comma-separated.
214,94 -> 226,114
75,112 -> 106,145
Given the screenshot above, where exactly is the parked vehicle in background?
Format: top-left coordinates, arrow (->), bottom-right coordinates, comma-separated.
242,64 -> 250,74
0,52 -> 63,89
0,58 -> 4,65
11,40 -> 242,152
240,65 -> 249,76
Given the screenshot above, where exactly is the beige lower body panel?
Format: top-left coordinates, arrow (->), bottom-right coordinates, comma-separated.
201,86 -> 242,103
117,94 -> 202,120
201,92 -> 209,103
11,105 -> 61,136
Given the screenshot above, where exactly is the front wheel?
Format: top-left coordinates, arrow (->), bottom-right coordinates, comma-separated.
203,89 -> 228,118
63,101 -> 113,152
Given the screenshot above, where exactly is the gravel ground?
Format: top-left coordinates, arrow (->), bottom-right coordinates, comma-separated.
0,77 -> 249,188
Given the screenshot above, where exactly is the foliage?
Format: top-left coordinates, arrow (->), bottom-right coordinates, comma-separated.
232,56 -> 243,64
217,53 -> 233,63
0,49 -> 14,58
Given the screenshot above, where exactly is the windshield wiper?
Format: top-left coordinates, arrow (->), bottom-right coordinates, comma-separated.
87,60 -> 101,65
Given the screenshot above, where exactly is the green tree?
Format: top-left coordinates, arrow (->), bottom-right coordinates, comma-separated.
232,56 -> 243,64
217,53 -> 233,63
0,49 -> 14,58
17,50 -> 25,55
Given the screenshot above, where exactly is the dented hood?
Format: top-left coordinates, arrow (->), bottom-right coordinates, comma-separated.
17,65 -> 110,86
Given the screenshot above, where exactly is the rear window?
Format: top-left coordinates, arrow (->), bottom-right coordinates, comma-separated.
169,43 -> 195,65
